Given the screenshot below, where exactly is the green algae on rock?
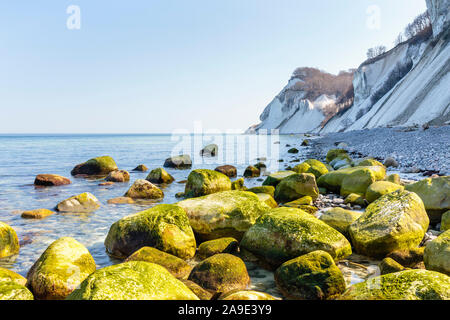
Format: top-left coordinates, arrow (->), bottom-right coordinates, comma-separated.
349,190 -> 429,259
326,149 -> 349,163
177,191 -> 270,241
275,250 -> 346,300
0,222 -> 20,259
243,165 -> 260,178
424,230 -> 450,276
0,267 -> 26,286
256,193 -> 278,208
219,290 -> 279,300
185,169 -> 231,198
67,261 -> 199,300
132,164 -> 148,172
180,280 -> 213,300
197,238 -> 239,260
188,254 -> 250,294
21,208 -> 55,219
231,178 -> 246,191
365,181 -> 404,203
385,173 -> 401,185
146,168 -> 175,184
386,247 -> 425,269
274,173 -> 319,203
319,207 -> 362,238
441,210 -> 450,231
240,207 -> 352,268
0,282 -> 34,300
104,204 -> 196,260
357,158 -> 385,168
56,192 -> 101,213
26,237 -> 96,300
302,159 -> 329,178
124,179 -> 164,200
338,269 -> 450,300
163,155 -> 192,169
379,257 -> 407,275
284,196 -> 313,206
247,186 -> 275,197
125,247 -> 192,279
262,171 -> 296,187
71,156 -> 118,176
344,193 -> 367,207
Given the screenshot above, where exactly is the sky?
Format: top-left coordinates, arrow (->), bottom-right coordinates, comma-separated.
0,0 -> 427,133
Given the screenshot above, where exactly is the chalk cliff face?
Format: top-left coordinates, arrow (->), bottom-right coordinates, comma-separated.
248,0 -> 450,134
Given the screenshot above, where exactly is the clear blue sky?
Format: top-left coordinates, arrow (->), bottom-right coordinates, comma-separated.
0,0 -> 427,133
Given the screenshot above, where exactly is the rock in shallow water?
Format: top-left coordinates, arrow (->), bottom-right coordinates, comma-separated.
0,221 -> 20,259
215,165 -> 237,178
34,174 -> 71,186
71,156 -> 118,176
274,173 -> 319,203
21,209 -> 55,219
163,155 -> 192,169
105,170 -> 130,182
185,169 -> 231,198
124,179 -> 164,200
146,168 -> 174,184
56,192 -> 101,213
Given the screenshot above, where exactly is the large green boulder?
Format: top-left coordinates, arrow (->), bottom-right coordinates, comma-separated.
379,257 -> 407,275
124,179 -> 164,200
185,169 -> 231,198
125,247 -> 192,279
293,163 -> 310,174
188,254 -> 250,294
319,208 -> 362,238
275,250 -> 346,300
56,192 -> 101,213
357,158 -> 385,167
104,204 -> 196,259
67,261 -> 199,300
164,155 -> 192,169
442,210 -> 450,231
274,173 -> 319,203
303,159 -> 329,178
317,166 -> 386,196
329,154 -> 353,170
146,168 -> 174,184
0,268 -> 26,286
177,191 -> 270,241
405,176 -> 450,223
0,222 -> 19,259
262,171 -> 296,187
338,269 -> 450,300
326,149 -> 348,163
26,237 -> 96,300
0,282 -> 34,300
424,230 -> 450,276
240,207 -> 352,268
349,190 -> 429,259
197,238 -> 239,260
71,156 -> 118,176
365,181 -> 404,203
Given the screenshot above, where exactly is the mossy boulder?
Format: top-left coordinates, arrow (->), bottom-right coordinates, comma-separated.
26,237 -> 96,300
240,207 -> 352,268
275,250 -> 346,300
424,230 -> 450,276
349,190 -> 429,259
0,222 -> 20,258
215,165 -> 237,178
105,204 -> 196,260
124,179 -> 164,200
0,267 -> 26,286
344,193 -> 367,207
188,254 -> 250,293
125,247 -> 191,279
262,171 -> 296,187
71,156 -> 118,176
386,173 -> 401,185
303,159 -> 329,178
231,178 -> 246,191
197,238 -> 239,260
185,169 -> 231,198
365,181 -> 404,203
243,166 -> 260,178
67,261 -> 199,300
326,149 -> 348,163
247,186 -> 275,197
56,192 -> 101,213
358,158 -> 385,167
105,170 -> 130,182
274,173 -> 319,203
21,209 -> 55,219
441,210 -> 450,231
284,196 -> 313,206
329,154 -> 353,170
338,269 -> 450,300
164,155 -> 192,169
317,166 -> 386,197
319,208 -> 362,237
132,164 -> 148,172
34,174 -> 71,186
146,168 -> 174,184
219,290 -> 278,300
0,282 -> 34,300
405,176 -> 450,223
200,144 -> 218,157
293,163 -> 310,174
379,258 -> 407,275
256,193 -> 278,208
386,247 -> 425,268
180,280 -> 213,300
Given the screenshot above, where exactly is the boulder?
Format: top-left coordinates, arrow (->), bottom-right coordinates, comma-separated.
71,156 -> 118,176
243,166 -> 260,178
379,257 -> 407,275
180,280 -> 213,300
329,154 -> 353,170
424,230 -> 450,276
256,193 -> 278,208
185,169 -> 231,198
188,254 -> 250,293
34,174 -> 71,186
275,250 -> 346,300
215,165 -> 237,178
338,269 -> 450,300
125,247 -> 191,279
405,176 -> 450,222
441,210 -> 450,231
247,186 -> 275,197
0,267 -> 26,286
365,181 -> 404,203
105,170 -> 130,182
0,222 -> 20,258
288,148 -> 299,154
384,157 -> 399,168
357,158 -> 385,167
177,191 -> 270,241
385,173 -> 401,185
26,237 -> 96,300
344,193 -> 367,207
326,149 -> 348,163
282,203 -> 318,214
146,168 -> 174,184
200,144 -> 218,157
56,192 -> 101,213
386,247 -> 425,269
67,261 -> 198,300
124,179 -> 164,200
231,178 -> 246,191
284,196 -> 313,206
303,159 -> 329,178
240,207 -> 352,268
349,190 -> 429,259
319,208 -> 362,237
274,173 -> 319,203
132,164 -> 148,172
219,290 -> 278,300
163,155 -> 192,169
197,238 -> 239,260
21,209 -> 54,219
293,163 -> 310,174
262,171 -> 296,187
104,204 -> 196,260
0,282 -> 34,300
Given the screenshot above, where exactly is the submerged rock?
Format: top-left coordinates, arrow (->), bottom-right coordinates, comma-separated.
56,192 -> 101,213
71,156 -> 118,176
104,204 -> 196,260
107,197 -> 135,204
34,174 -> 71,186
349,190 -> 429,259
0,282 -> 34,300
124,179 -> 164,200
319,207 -> 362,238
21,209 -> 55,219
275,250 -> 346,300
26,237 -> 96,300
67,261 -> 199,300
215,165 -> 237,178
146,168 -> 174,184
163,155 -> 192,169
274,173 -> 319,203
105,170 -> 130,182
0,222 -> 20,258
197,238 -> 239,260
424,230 -> 450,276
185,169 -> 231,198
365,181 -> 404,203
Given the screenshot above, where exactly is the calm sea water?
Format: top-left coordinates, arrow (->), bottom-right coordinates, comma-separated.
0,133 -> 304,284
